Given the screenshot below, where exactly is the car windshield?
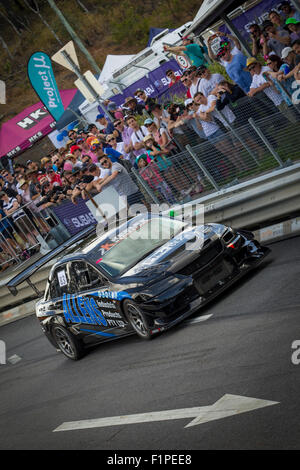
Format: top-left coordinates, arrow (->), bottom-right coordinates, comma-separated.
89,217 -> 186,277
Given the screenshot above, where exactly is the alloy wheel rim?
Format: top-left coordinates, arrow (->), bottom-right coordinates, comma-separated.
55,327 -> 75,358
127,304 -> 147,335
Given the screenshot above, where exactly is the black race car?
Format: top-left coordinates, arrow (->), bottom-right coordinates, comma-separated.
7,213 -> 270,360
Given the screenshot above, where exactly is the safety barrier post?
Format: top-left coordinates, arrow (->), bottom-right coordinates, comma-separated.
248,118 -> 285,168
185,144 -> 221,191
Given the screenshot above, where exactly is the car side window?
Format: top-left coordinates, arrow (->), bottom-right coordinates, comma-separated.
50,265 -> 70,299
70,261 -> 105,292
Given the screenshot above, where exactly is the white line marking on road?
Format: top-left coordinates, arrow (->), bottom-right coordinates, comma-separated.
185,314 -> 213,325
53,394 -> 279,432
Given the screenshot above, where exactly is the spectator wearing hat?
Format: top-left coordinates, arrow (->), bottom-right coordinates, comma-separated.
261,20 -> 291,57
197,65 -> 225,98
207,31 -> 241,63
70,144 -> 81,156
279,46 -> 300,86
63,153 -> 76,172
285,18 -> 300,41
106,101 -> 124,120
279,1 -> 300,22
45,167 -> 63,188
123,96 -> 145,116
90,140 -> 123,164
165,69 -> 181,87
246,57 -> 290,116
134,89 -> 156,112
144,118 -> 174,151
164,36 -> 208,68
40,157 -> 52,173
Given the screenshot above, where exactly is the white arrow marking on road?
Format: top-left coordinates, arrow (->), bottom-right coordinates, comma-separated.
53,394 -> 279,432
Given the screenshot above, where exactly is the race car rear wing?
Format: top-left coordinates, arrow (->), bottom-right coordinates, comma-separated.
6,225 -> 96,297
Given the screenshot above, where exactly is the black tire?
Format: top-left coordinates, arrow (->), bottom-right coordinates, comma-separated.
51,324 -> 85,360
123,300 -> 152,340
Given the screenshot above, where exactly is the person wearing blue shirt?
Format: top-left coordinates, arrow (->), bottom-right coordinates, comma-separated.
95,114 -> 121,142
90,141 -> 123,164
164,36 -> 208,67
218,46 -> 252,93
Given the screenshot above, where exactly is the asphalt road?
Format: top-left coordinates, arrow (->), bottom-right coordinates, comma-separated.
1,236 -> 300,451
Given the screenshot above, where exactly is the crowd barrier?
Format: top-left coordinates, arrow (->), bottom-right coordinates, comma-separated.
1,76 -> 299,270
131,86 -> 300,206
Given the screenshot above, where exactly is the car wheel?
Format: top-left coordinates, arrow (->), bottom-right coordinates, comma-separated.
51,324 -> 85,360
123,300 -> 152,340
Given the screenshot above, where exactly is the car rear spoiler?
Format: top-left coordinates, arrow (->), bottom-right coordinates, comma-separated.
6,225 -> 96,297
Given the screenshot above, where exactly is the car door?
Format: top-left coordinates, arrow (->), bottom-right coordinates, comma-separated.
66,260 -> 129,340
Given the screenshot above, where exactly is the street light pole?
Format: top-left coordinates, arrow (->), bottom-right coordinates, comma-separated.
47,0 -> 101,75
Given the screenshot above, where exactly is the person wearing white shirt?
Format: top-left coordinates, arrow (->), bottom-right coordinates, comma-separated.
193,92 -> 241,172
246,58 -> 284,107
197,65 -> 226,97
125,114 -> 149,158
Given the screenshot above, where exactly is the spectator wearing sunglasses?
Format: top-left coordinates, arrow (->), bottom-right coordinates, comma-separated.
180,73 -> 193,98
68,129 -> 78,142
263,54 -> 294,105
197,65 -> 225,97
246,58 -> 288,113
218,45 -> 252,93
106,134 -> 127,157
165,69 -> 181,87
134,89 -> 156,112
207,32 -> 241,63
95,156 -> 142,206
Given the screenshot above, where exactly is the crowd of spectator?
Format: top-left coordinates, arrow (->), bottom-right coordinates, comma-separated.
0,1 -> 299,271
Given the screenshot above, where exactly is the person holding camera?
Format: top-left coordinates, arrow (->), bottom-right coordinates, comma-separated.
261,20 -> 291,57
249,24 -> 264,56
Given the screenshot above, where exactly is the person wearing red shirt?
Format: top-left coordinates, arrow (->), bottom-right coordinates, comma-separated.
166,69 -> 181,87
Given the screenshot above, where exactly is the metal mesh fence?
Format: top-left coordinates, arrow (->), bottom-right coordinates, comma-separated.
129,87 -> 300,206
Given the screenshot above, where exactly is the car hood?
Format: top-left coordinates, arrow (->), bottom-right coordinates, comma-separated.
121,224 -> 218,280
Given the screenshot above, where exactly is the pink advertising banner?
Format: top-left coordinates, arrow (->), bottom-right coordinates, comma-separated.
0,88 -> 77,159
